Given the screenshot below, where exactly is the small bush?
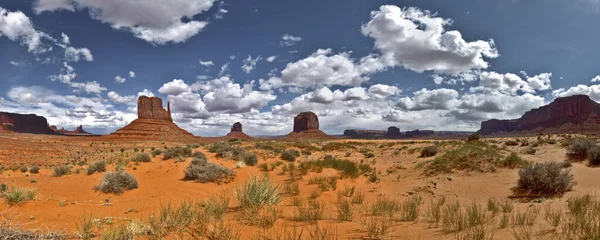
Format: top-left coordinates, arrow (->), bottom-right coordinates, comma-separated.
163,146 -> 192,160
281,150 -> 300,162
588,147 -> 600,165
29,166 -> 39,174
503,153 -> 527,169
95,171 -> 138,194
151,149 -> 162,157
243,153 -> 258,166
517,162 -> 575,197
235,176 -> 280,209
467,133 -> 480,142
4,187 -> 36,205
524,147 -> 537,155
134,153 -> 152,163
19,167 -> 27,173
567,138 -> 597,160
87,161 -> 107,175
52,165 -> 71,177
183,157 -> 234,184
505,140 -> 519,146
420,146 -> 438,158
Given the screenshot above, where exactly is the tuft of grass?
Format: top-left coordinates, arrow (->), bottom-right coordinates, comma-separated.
336,199 -> 353,222
76,213 -> 94,240
201,193 -> 229,220
94,171 -> 138,194
87,161 -> 107,175
369,196 -> 399,217
502,153 -> 527,169
399,196 -> 422,221
101,223 -> 133,240
235,176 -> 280,209
52,165 -> 71,177
360,216 -> 395,240
4,187 -> 36,205
516,162 -> 575,197
244,153 -> 258,166
295,201 -> 325,222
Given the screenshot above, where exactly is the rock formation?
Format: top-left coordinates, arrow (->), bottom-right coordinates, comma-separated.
478,95 -> 600,135
225,122 -> 252,139
0,112 -> 56,134
386,126 -> 401,137
53,125 -> 94,135
286,112 -> 331,139
405,129 -> 435,138
109,96 -> 197,141
343,129 -> 386,139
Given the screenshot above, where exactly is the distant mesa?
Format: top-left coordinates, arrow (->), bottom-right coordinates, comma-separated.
109,96 -> 198,141
285,112 -> 331,139
225,122 -> 252,139
343,126 -> 438,139
478,95 -> 600,135
51,125 -> 95,136
386,126 -> 400,136
0,112 -> 56,135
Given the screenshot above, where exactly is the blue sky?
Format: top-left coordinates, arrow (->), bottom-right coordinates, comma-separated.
2,0 -> 600,136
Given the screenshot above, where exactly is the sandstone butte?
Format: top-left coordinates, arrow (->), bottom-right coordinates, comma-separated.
285,111 -> 332,139
50,125 -> 94,135
108,96 -> 199,142
225,122 -> 252,139
0,112 -> 56,134
478,94 -> 600,135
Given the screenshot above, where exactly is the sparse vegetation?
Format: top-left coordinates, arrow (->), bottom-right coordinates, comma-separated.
134,153 -> 152,163
52,165 -> 71,177
87,160 -> 106,175
4,187 -> 36,205
235,176 -> 280,209
467,133 -> 481,142
94,170 -> 139,194
163,146 -> 192,160
281,149 -> 300,162
183,157 -> 234,184
567,138 -> 597,160
502,152 -> 527,169
420,145 -> 438,157
424,141 -> 502,175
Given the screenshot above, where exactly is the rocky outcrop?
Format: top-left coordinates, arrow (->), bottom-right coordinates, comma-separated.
0,112 -> 56,134
386,126 -> 401,137
138,96 -> 172,121
226,122 -> 252,139
286,112 -> 331,139
405,129 -> 435,138
344,129 -> 386,138
478,95 -> 600,135
54,125 -> 93,135
109,96 -> 198,141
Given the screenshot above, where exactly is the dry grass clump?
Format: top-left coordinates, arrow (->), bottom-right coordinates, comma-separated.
295,201 -> 325,222
52,165 -> 71,177
3,187 -> 36,205
502,153 -> 527,169
516,162 -> 575,197
336,199 -> 353,222
163,146 -> 192,160
424,141 -> 502,176
87,160 -> 106,175
0,223 -> 65,239
360,216 -> 395,239
134,153 -> 152,163
201,193 -> 230,220
94,170 -> 138,194
183,157 -> 234,184
281,149 -> 300,162
235,176 -> 280,209
299,155 -> 370,178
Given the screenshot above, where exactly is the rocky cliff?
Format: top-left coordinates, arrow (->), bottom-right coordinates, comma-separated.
109,96 -> 197,141
0,112 -> 56,134
478,95 -> 600,135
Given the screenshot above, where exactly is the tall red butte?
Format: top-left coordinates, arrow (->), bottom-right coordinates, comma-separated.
225,122 -> 252,139
285,112 -> 331,139
109,96 -> 198,141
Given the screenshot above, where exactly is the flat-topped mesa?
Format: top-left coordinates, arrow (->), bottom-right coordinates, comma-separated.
293,112 -> 319,133
478,95 -> 600,135
386,126 -> 400,136
231,122 -> 243,132
138,96 -> 172,121
0,112 -> 56,134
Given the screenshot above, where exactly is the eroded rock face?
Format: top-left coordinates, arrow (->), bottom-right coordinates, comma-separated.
478,95 -> 600,135
0,112 -> 55,134
293,112 -> 319,133
138,96 -> 172,121
231,122 -> 243,132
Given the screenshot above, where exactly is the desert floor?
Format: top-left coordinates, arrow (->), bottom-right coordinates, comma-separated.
0,133 -> 596,239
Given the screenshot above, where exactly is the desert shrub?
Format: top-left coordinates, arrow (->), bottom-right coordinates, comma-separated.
28,166 -> 39,174
524,147 -> 537,155
467,133 -> 480,142
567,138 -> 597,160
19,167 -> 27,173
134,153 -> 151,163
517,162 -> 575,197
281,150 -> 300,162
295,201 -> 324,222
301,149 -> 312,156
87,160 -> 107,175
201,193 -> 230,220
208,142 -> 247,161
235,176 -> 280,209
299,156 -> 367,178
192,151 -> 207,159
183,157 -> 234,184
163,146 -> 192,160
0,225 -> 65,239
588,147 -> 600,165
420,146 -> 438,158
322,142 -> 356,151
95,171 -> 138,194
505,140 -> 519,146
502,153 -> 527,169
243,153 -> 258,166
151,149 -> 162,157
424,142 -> 501,175
4,187 -> 36,205
52,165 -> 71,177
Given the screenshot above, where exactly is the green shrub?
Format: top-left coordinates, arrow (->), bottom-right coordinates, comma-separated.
281,150 -> 300,162
134,153 -> 152,163
235,176 -> 280,209
467,133 -> 480,142
420,146 -> 438,158
517,162 -> 575,197
301,149 -> 312,156
567,139 -> 597,160
29,166 -> 39,174
299,157 -> 367,178
588,147 -> 600,165
424,142 -> 501,175
19,167 -> 27,173
244,153 -> 258,166
163,146 -> 192,160
183,157 -> 234,184
151,149 -> 162,157
87,161 -> 107,175
95,171 -> 138,194
4,187 -> 36,205
52,165 -> 71,177
502,153 -> 526,169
